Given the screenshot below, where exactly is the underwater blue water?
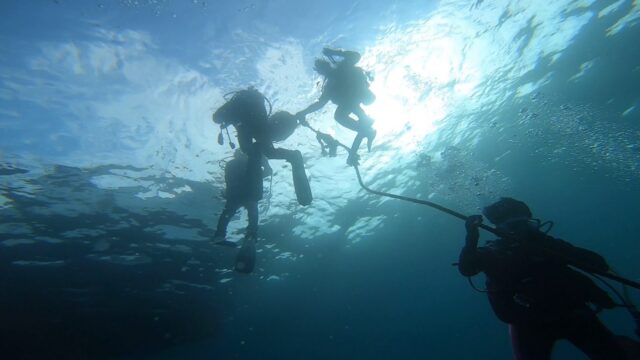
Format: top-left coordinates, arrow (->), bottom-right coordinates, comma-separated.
1,0 -> 639,358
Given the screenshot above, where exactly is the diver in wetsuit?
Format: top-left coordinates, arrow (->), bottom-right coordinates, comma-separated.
213,87 -> 312,206
296,47 -> 376,166
459,197 -> 640,359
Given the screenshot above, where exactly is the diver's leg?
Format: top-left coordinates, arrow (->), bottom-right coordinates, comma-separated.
245,200 -> 259,239
335,107 -> 375,165
334,106 -> 360,132
348,133 -> 365,165
261,145 -> 312,205
509,324 -> 554,360
564,311 -> 627,360
352,105 -> 376,152
260,143 -> 301,164
334,107 -> 362,165
352,106 -> 374,129
214,201 -> 241,240
246,142 -> 264,200
235,200 -> 258,273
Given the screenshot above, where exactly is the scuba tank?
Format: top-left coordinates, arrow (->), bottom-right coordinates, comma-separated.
268,111 -> 298,142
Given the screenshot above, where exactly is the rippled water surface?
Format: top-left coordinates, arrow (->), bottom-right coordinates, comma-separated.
1,0 -> 639,358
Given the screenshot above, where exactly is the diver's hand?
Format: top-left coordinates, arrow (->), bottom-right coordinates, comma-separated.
322,47 -> 339,56
346,152 -> 360,167
465,215 -> 483,232
465,215 -> 482,247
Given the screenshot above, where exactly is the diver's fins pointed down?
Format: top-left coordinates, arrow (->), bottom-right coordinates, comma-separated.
234,237 -> 256,273
366,128 -> 376,152
291,151 -> 312,206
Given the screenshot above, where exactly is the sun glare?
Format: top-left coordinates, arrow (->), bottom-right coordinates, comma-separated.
362,29 -> 466,155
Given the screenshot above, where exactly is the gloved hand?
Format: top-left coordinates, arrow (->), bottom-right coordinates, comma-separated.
465,215 -> 483,232
465,215 -> 482,247
322,47 -> 339,56
346,151 -> 360,167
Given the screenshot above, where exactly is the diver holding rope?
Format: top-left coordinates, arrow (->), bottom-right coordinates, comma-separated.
295,48 -> 377,166
300,124 -> 640,358
211,81 -> 640,357
459,198 -> 640,359
352,160 -> 640,358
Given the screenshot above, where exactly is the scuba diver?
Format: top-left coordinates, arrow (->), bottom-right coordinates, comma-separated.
295,47 -> 376,166
213,150 -> 271,273
212,86 -> 312,206
460,197 -> 640,359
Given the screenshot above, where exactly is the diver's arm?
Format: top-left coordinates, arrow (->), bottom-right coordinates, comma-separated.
459,215 -> 484,276
323,48 -> 361,66
542,236 -> 610,273
296,95 -> 330,118
459,247 -> 483,277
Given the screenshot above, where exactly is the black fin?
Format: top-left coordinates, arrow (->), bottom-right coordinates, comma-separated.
291,152 -> 312,206
234,240 -> 256,273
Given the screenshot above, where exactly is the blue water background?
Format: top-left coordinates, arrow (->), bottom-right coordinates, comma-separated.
0,0 -> 639,358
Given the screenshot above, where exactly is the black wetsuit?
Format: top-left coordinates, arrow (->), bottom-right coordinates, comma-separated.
297,51 -> 375,162
214,156 -> 261,239
213,88 -> 310,205
320,56 -> 375,130
459,227 -> 628,360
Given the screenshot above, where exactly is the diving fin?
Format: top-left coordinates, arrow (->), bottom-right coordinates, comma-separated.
366,128 -> 376,152
291,151 -> 312,206
234,237 -> 256,273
